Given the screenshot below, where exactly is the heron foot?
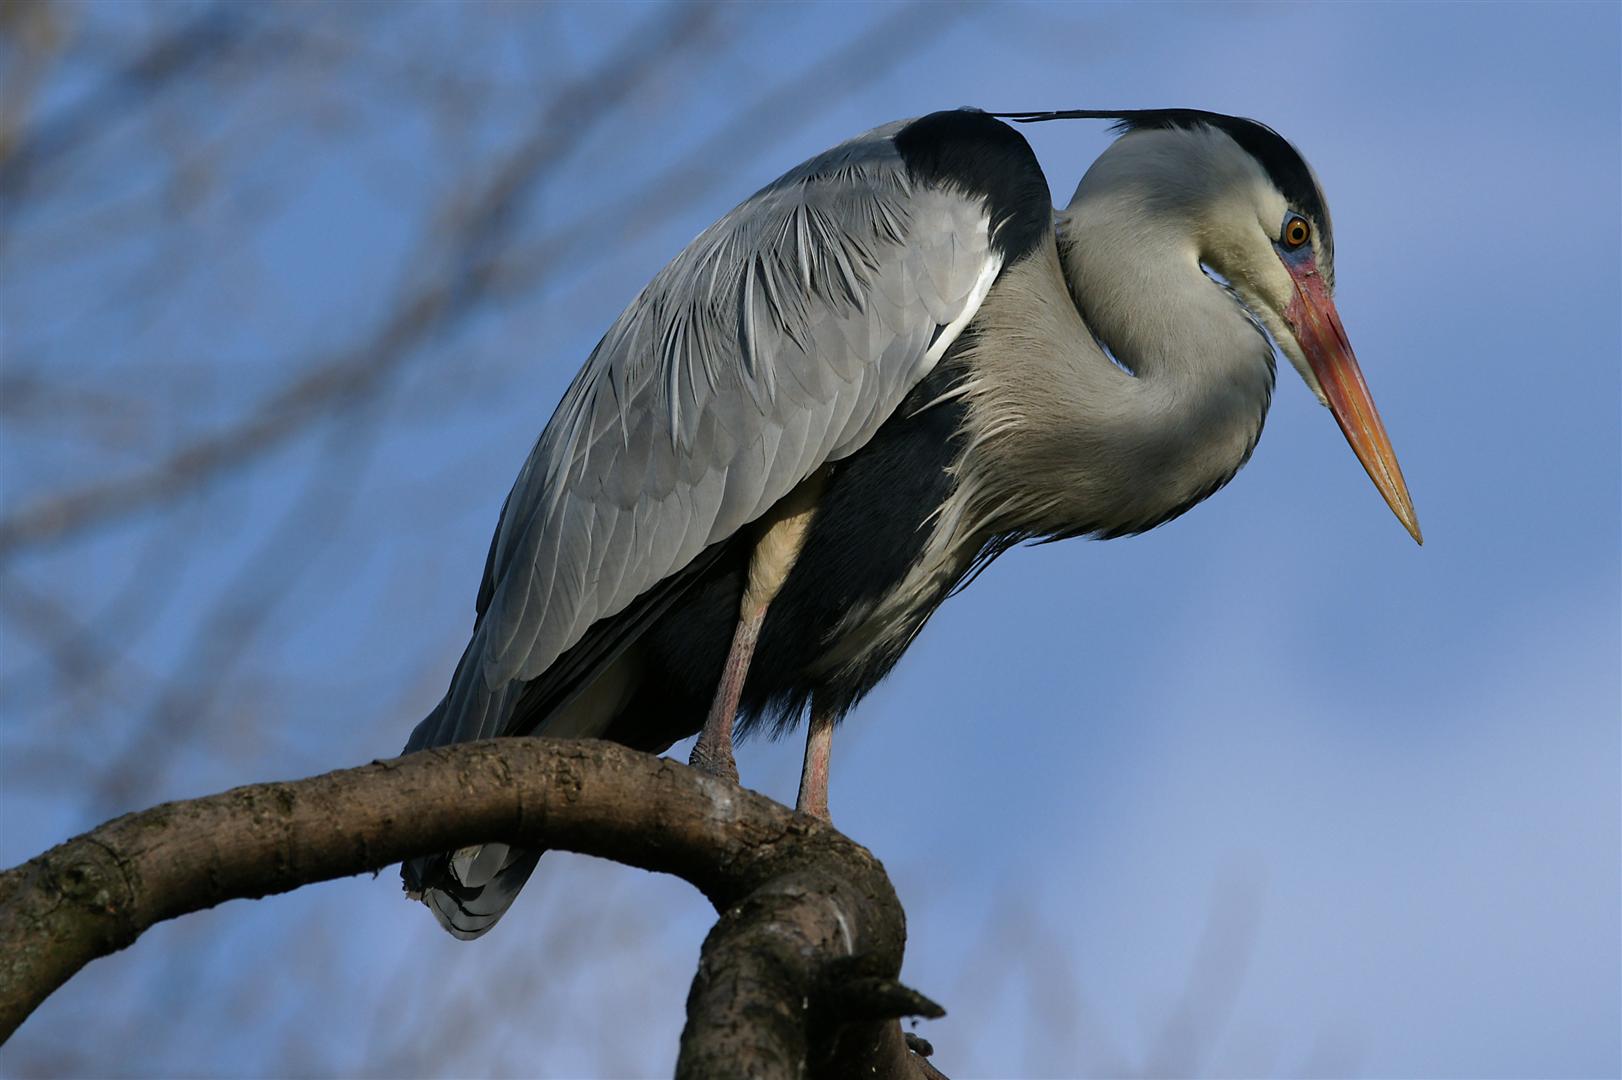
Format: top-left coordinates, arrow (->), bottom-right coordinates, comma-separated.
688,734 -> 740,785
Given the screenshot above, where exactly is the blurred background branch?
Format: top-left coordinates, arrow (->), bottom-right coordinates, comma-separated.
0,1 -> 715,557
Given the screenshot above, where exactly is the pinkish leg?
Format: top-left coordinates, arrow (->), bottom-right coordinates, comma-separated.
796,700 -> 835,820
688,603 -> 766,785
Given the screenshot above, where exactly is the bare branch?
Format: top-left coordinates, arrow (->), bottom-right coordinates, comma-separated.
0,2 -> 717,561
0,4 -> 253,209
0,739 -> 945,1078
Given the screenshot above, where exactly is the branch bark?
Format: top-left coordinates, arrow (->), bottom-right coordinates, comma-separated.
0,738 -> 946,1078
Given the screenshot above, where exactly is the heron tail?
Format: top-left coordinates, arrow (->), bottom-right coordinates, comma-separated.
399,675 -> 548,940
402,839 -> 544,940
396,554 -> 695,938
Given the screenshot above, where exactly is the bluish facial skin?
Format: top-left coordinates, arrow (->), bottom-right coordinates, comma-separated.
1274,211 -> 1318,270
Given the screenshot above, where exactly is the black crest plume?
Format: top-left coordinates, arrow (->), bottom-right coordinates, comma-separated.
990,108 -> 1331,258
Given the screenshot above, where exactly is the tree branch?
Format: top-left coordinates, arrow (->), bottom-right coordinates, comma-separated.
0,738 -> 946,1078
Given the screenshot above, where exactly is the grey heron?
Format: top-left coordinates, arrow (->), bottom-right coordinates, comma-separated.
401,107 -> 1419,938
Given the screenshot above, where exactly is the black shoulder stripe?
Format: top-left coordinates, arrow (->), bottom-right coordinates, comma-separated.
893,109 -> 1052,263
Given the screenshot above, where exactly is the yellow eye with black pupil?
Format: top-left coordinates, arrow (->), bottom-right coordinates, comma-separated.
1283,217 -> 1310,248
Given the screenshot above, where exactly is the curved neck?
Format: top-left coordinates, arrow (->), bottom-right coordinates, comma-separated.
948,215 -> 1276,543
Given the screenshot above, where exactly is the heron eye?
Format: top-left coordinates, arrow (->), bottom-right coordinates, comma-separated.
1282,216 -> 1311,249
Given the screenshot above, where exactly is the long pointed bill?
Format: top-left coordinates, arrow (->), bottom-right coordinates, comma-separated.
1284,263 -> 1422,544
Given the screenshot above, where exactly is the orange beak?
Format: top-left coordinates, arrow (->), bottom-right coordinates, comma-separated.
1283,261 -> 1422,545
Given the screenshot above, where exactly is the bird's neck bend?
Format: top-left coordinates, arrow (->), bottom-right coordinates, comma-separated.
947,205 -> 1276,544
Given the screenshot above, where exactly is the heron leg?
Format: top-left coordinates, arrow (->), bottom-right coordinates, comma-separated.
688,602 -> 766,784
795,699 -> 835,820
689,469 -> 827,787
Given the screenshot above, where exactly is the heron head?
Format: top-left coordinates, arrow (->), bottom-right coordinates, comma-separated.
1205,119 -> 1419,544
1064,110 -> 1421,544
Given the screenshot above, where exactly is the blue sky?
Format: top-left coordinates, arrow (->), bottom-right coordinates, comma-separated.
2,2 -> 1617,1076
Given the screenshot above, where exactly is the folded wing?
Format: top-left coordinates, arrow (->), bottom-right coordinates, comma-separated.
409,118 -> 1005,750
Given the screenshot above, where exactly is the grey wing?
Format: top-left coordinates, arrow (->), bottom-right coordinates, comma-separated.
428,121 -> 1003,746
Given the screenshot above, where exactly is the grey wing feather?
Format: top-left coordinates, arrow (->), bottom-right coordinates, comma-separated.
424,120 -> 1003,747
